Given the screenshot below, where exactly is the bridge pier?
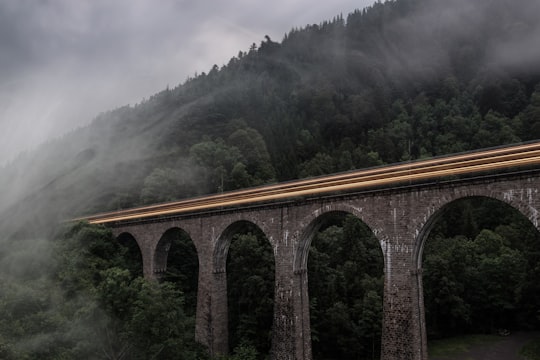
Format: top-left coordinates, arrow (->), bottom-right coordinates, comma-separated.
271,244 -> 310,359
380,270 -> 427,360
104,171 -> 540,360
269,270 -> 298,359
194,262 -> 230,357
292,270 -> 312,360
208,271 -> 229,355
193,221 -> 229,357
377,197 -> 428,360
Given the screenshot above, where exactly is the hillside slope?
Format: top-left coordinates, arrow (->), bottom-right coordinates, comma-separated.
1,0 -> 540,230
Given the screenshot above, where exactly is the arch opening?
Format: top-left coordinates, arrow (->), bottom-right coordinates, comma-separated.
156,227 -> 199,317
306,211 -> 384,360
222,220 -> 275,358
419,196 -> 540,349
117,232 -> 143,278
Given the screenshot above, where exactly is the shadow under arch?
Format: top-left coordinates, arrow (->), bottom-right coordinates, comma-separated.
215,219 -> 275,356
155,227 -> 199,316
414,195 -> 539,271
295,211 -> 348,273
213,220 -> 272,273
300,210 -> 385,360
117,232 -> 143,278
295,210 -> 384,273
415,195 -> 540,342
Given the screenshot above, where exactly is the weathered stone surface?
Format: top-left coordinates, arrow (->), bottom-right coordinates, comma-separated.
109,172 -> 540,360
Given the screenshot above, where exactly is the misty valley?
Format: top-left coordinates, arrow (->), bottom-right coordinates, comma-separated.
2,0 -> 540,359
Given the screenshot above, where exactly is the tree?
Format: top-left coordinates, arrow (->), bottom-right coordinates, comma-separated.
298,152 -> 335,177
423,236 -> 474,337
423,198 -> 539,338
160,229 -> 199,317
227,231 -> 275,357
125,280 -> 202,360
140,167 -> 180,204
189,138 -> 244,192
53,222 -> 205,359
228,127 -> 276,184
472,231 -> 527,332
472,111 -> 520,148
519,86 -> 540,140
189,127 -> 276,193
308,215 -> 383,359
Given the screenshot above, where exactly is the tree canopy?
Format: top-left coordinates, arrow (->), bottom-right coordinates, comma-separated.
1,0 -> 540,358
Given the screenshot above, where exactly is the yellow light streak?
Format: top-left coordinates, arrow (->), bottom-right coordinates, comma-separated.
76,142 -> 540,224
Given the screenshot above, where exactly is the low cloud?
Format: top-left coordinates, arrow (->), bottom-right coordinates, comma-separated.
0,0 -> 372,165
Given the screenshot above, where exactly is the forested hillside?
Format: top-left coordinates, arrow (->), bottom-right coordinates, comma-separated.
1,0 -> 540,225
2,0 -> 540,358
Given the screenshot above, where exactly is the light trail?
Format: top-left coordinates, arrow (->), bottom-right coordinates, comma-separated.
76,142 -> 540,224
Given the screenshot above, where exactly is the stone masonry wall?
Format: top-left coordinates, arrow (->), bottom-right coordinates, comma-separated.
110,172 -> 540,360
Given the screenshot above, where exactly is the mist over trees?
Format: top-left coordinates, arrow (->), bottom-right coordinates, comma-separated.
1,0 -> 540,358
1,0 -> 540,221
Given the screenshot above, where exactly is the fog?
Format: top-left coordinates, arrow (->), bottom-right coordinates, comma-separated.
0,0 -> 377,322
0,0 -> 373,166
1,0 -> 539,221
3,0 -> 540,166
353,0 -> 540,83
1,0 -> 540,356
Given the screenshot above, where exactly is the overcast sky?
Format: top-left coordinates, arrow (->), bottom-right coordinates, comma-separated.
0,0 -> 375,165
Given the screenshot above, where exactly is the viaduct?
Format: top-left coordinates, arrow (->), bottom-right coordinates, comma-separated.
80,142 -> 540,360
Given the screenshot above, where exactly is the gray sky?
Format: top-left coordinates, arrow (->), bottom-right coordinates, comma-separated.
0,0 -> 374,165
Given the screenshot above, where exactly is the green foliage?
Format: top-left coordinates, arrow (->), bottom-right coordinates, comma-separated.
190,137 -> 238,192
2,0 -> 539,222
0,222 -> 206,360
189,124 -> 276,193
428,334 -> 500,358
298,152 -> 335,177
228,127 -> 276,182
308,214 -> 384,360
160,229 -> 199,317
56,222 -> 132,297
520,336 -> 540,360
218,343 -> 259,360
227,230 -> 275,357
520,86 -> 540,140
140,166 -> 199,204
124,280 -> 200,360
2,0 -> 540,357
423,198 -> 540,338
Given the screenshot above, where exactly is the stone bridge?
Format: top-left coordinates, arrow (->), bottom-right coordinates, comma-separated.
102,170 -> 540,360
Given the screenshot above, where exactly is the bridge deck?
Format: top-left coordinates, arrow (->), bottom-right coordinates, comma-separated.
77,141 -> 540,224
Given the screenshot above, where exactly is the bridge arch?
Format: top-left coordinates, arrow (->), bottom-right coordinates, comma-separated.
116,231 -> 143,277
153,226 -> 199,319
98,169 -> 540,360
294,205 -> 383,273
413,189 -> 540,352
154,227 -> 198,278
414,188 -> 540,270
293,207 -> 385,359
116,231 -> 141,251
213,219 -> 273,273
213,219 -> 276,355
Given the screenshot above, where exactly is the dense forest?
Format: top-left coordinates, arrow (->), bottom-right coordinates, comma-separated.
2,0 -> 540,358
